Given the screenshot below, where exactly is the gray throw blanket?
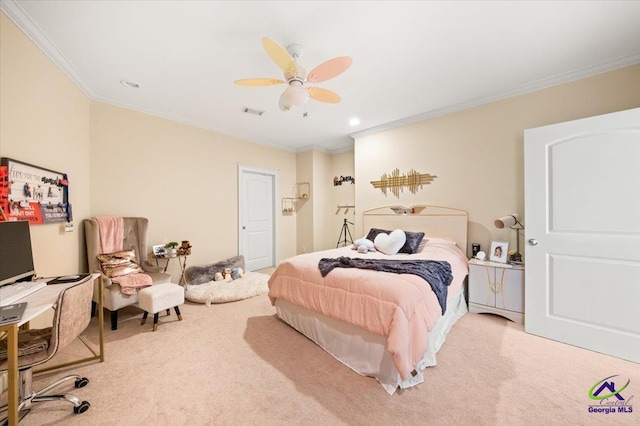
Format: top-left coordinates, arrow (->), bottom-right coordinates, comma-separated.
318,256 -> 453,314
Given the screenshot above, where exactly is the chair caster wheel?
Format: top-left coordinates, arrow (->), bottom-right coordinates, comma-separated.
75,377 -> 89,388
74,401 -> 90,414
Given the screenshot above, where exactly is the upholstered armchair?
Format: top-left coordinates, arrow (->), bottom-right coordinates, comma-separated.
84,217 -> 171,330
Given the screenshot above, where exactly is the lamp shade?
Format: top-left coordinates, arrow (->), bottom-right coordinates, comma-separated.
284,82 -> 309,106
494,214 -> 521,229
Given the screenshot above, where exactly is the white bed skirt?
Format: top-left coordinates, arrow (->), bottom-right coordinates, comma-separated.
275,287 -> 468,395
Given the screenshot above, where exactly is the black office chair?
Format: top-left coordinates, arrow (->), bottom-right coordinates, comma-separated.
0,279 -> 93,424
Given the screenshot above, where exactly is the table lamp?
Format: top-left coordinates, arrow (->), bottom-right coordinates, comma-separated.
494,213 -> 524,263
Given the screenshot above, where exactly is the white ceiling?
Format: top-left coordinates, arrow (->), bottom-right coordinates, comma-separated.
3,1 -> 640,153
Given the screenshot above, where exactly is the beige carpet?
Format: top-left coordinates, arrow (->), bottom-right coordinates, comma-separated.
4,293 -> 639,425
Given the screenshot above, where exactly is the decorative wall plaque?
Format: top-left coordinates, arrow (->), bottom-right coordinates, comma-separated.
370,168 -> 436,198
0,157 -> 71,224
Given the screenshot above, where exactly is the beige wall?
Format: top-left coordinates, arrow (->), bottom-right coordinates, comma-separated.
295,150 -> 313,253
293,150 -> 355,252
0,13 -> 91,277
312,150 -> 332,250
1,12 -> 297,287
3,7 -> 640,279
89,102 -> 297,278
330,151 -> 356,248
354,64 -> 640,257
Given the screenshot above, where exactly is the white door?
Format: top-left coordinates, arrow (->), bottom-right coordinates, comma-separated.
238,167 -> 276,271
524,107 -> 640,363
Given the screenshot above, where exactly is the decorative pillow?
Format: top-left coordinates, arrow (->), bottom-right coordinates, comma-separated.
185,255 -> 245,285
374,229 -> 406,255
96,250 -> 144,278
365,228 -> 425,254
365,228 -> 389,243
402,230 -> 426,254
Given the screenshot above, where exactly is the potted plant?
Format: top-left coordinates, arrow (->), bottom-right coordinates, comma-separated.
164,241 -> 179,257
508,249 -> 523,264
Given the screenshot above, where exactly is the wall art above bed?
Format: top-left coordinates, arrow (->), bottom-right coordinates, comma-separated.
370,168 -> 437,198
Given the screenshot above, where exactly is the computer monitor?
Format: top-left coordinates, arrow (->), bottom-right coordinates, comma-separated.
0,220 -> 36,286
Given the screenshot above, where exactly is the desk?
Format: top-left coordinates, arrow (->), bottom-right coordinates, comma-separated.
155,255 -> 189,286
0,273 -> 103,426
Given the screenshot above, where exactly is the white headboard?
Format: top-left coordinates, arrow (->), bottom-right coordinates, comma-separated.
362,205 -> 468,251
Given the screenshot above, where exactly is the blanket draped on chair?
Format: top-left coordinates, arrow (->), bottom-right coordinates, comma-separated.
94,216 -> 152,294
95,215 -> 123,254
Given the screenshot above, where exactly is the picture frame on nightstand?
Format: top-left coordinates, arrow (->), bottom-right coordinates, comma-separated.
489,241 -> 509,263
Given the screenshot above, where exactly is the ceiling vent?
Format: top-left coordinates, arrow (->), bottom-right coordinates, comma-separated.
241,107 -> 265,116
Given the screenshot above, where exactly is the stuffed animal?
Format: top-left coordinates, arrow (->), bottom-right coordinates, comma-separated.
178,240 -> 192,256
212,266 -> 245,282
231,267 -> 245,280
214,270 -> 232,282
352,238 -> 375,253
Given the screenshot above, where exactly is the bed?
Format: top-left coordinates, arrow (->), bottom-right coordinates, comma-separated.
267,205 -> 469,394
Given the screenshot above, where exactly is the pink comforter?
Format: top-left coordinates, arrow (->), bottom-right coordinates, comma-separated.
268,240 -> 469,380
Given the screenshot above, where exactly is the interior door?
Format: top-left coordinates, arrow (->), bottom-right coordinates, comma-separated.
239,167 -> 276,271
524,107 -> 640,363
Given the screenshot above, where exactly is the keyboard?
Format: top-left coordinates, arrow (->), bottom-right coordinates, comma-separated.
0,280 -> 48,306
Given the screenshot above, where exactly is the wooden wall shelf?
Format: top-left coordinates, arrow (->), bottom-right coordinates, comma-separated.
281,182 -> 310,213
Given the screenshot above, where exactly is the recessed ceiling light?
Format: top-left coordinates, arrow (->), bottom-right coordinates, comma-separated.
120,79 -> 140,89
349,117 -> 360,126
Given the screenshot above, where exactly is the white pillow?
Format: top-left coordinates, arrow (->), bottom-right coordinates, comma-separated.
374,229 -> 406,255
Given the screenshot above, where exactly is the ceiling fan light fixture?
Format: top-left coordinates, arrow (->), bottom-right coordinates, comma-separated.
278,92 -> 292,112
285,84 -> 309,106
240,37 -> 351,110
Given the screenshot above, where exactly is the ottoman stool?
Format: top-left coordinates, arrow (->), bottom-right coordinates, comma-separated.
139,283 -> 184,331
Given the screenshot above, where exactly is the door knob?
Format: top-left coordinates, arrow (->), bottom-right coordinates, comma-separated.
528,239 -> 538,246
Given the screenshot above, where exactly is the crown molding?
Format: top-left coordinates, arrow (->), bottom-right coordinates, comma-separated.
295,140 -> 354,155
95,94 -> 298,153
350,54 -> 640,140
1,0 -> 96,98
5,0 -> 637,154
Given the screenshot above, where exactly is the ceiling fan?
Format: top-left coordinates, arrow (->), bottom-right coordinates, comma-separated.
234,37 -> 352,112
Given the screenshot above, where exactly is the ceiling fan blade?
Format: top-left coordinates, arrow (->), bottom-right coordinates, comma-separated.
262,37 -> 298,75
234,78 -> 285,87
307,87 -> 341,103
307,57 -> 352,83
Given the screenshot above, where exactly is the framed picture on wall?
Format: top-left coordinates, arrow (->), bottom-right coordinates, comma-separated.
489,241 -> 509,263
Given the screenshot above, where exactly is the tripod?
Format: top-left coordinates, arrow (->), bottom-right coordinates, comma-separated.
336,218 -> 354,248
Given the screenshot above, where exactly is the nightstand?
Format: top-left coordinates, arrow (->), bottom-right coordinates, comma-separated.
468,258 -> 524,324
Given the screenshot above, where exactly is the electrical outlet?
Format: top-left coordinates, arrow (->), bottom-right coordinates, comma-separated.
64,223 -> 74,232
